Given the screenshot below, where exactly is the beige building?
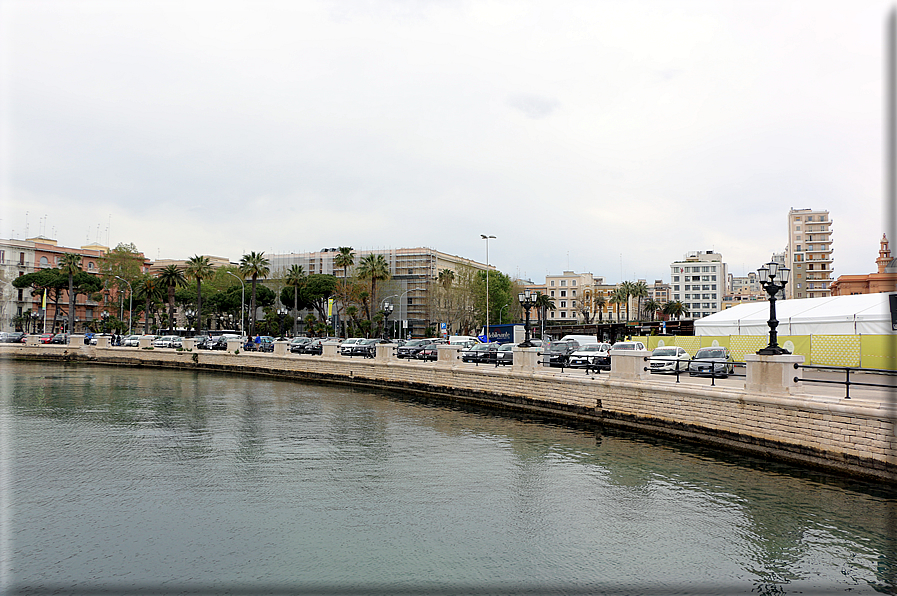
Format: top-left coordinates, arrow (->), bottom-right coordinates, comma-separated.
670,251 -> 728,319
786,208 -> 834,299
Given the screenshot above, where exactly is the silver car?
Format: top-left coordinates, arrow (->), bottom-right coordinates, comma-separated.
688,347 -> 734,377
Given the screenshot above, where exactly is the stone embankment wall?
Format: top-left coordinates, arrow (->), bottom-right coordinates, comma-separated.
3,342 -> 895,483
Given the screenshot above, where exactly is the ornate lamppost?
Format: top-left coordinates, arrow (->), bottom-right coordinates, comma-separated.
29,310 -> 39,334
757,261 -> 791,355
277,307 -> 288,339
185,308 -> 196,333
518,289 -> 537,347
101,310 -> 109,334
382,301 -> 394,340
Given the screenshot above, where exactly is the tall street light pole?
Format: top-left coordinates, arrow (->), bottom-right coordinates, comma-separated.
757,262 -> 791,355
481,235 -> 495,342
225,271 -> 245,337
114,276 -> 133,335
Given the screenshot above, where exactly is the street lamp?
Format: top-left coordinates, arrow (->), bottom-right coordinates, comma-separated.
185,308 -> 196,333
382,301 -> 394,340
757,261 -> 791,355
29,310 -> 39,334
499,303 -> 509,324
277,307 -> 288,339
481,234 -> 495,342
114,276 -> 133,335
101,310 -> 109,334
225,271 -> 245,336
518,289 -> 537,347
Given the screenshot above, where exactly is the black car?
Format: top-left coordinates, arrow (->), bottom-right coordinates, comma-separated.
1,332 -> 24,343
289,337 -> 312,353
396,339 -> 430,359
303,339 -> 325,355
352,338 -> 393,358
51,333 -> 69,344
212,335 -> 240,350
461,342 -> 498,364
545,340 -> 580,367
415,342 -> 441,361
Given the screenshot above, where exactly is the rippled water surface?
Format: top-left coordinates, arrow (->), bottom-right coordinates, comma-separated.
2,361 -> 896,594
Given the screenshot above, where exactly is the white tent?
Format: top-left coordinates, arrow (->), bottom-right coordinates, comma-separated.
695,293 -> 895,336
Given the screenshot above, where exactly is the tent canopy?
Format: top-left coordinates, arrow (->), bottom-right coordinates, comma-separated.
695,293 -> 895,336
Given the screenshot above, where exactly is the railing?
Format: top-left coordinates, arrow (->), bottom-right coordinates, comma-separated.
643,356 -> 746,386
793,363 -> 897,399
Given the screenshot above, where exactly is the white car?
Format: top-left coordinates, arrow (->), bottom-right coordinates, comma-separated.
648,346 -> 691,373
340,338 -> 365,355
610,341 -> 646,351
122,335 -> 141,347
567,343 -> 612,368
153,335 -> 179,348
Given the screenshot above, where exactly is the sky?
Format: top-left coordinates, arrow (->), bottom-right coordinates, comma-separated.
0,0 -> 892,285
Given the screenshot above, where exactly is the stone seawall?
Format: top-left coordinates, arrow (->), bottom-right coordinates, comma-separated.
4,344 -> 895,483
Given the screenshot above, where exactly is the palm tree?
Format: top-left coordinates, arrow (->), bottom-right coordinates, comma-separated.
59,253 -> 82,333
185,255 -> 214,333
356,253 -> 390,321
642,299 -> 661,321
284,264 -> 306,335
663,300 -> 689,320
610,287 -> 628,322
438,268 -> 455,290
239,251 -> 270,336
157,265 -> 186,332
594,295 -> 607,322
137,275 -> 164,333
534,292 -> 555,324
617,281 -> 635,322
630,281 -> 649,321
334,247 -> 355,281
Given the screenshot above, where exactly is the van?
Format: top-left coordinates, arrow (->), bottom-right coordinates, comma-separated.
559,334 -> 601,345
448,335 -> 480,345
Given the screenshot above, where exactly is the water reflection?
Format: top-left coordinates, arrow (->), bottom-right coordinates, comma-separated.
4,360 -> 896,593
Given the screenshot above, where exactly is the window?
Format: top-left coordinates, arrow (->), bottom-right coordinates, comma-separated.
684,294 -> 691,299
550,311 -> 555,318
710,266 -> 716,272
673,276 -> 679,282
0,250 -> 4,263
560,280 -> 566,286
703,303 -> 711,309
796,225 -> 801,230
19,252 -> 25,265
702,266 -> 710,272
684,285 -> 690,290
795,245 -> 801,252
702,285 -> 710,291
702,275 -> 709,281
572,290 -> 576,297
673,294 -> 680,300
560,290 -> 566,297
550,291 -> 555,297
711,294 -> 716,299
550,281 -> 555,286
17,289 -> 23,301
710,275 -> 716,281
40,256 -> 49,268
673,285 -> 679,290
408,269 -> 413,275
572,301 -> 577,307
560,301 -> 567,308
560,311 -> 567,318
572,280 -> 576,286
797,283 -> 801,289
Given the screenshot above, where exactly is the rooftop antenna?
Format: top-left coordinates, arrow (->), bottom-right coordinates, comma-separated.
25,211 -> 28,237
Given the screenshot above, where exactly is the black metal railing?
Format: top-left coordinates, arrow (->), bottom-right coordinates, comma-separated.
642,356 -> 746,386
793,363 -> 897,399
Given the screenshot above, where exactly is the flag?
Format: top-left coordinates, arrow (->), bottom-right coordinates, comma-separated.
42,289 -> 47,309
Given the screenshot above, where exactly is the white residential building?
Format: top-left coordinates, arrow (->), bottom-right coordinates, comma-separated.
670,251 -> 728,319
786,208 -> 834,299
0,238 -> 36,332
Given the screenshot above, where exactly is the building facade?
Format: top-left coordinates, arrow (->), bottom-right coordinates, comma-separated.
0,239 -> 36,332
670,251 -> 728,319
786,208 -> 834,299
829,234 -> 897,296
269,247 -> 490,337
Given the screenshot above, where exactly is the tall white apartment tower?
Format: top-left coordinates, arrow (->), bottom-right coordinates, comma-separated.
669,251 -> 728,319
786,208 -> 834,299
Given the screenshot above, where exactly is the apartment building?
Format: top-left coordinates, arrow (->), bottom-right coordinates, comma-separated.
670,251 -> 728,319
269,247 -> 490,336
0,238 -> 36,332
786,208 -> 834,299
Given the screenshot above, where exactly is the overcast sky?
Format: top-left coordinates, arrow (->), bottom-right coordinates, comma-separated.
0,0 -> 891,284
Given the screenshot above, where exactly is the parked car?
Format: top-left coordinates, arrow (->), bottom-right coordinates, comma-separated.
39,333 -> 55,344
303,338 -> 325,355
83,332 -> 95,345
494,342 -> 515,366
415,341 -> 443,361
340,338 -> 365,355
567,343 -> 612,369
460,342 -> 498,363
50,333 -> 68,344
545,340 -> 581,367
122,334 -> 142,347
257,336 -> 275,352
610,341 -> 646,351
154,335 -> 179,348
397,339 -> 441,359
1,331 -> 24,343
353,338 -> 393,358
689,347 -> 735,377
649,346 -> 691,374
212,334 -> 241,350
289,337 -> 312,353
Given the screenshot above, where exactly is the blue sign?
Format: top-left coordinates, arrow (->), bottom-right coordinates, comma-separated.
486,324 -> 515,343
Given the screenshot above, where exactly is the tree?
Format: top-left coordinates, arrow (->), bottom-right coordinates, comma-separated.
642,299 -> 661,321
239,251 -> 271,336
334,247 -> 355,281
356,254 -> 390,321
157,265 -> 186,332
663,300 -> 689,320
137,275 -> 165,333
185,255 -> 214,333
283,264 -> 306,335
610,287 -> 628,322
301,274 -> 338,324
59,254 -> 82,333
630,281 -> 649,322
594,295 -> 607,322
534,292 -> 555,328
